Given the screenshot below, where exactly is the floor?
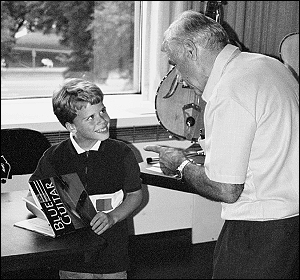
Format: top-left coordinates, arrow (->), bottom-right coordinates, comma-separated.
127,229 -> 216,279
2,229 -> 216,279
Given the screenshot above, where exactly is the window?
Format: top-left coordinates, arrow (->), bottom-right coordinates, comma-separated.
1,1 -> 140,99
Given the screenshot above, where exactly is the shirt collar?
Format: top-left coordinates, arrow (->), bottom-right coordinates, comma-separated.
202,44 -> 240,102
70,133 -> 101,154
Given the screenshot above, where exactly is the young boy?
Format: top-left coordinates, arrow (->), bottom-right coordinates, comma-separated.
29,78 -> 143,279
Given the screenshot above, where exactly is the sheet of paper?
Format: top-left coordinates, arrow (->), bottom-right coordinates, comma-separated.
146,163 -> 162,173
146,163 -> 178,178
14,217 -> 54,238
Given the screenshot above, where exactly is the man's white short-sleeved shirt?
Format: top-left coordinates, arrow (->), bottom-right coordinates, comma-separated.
201,44 -> 299,220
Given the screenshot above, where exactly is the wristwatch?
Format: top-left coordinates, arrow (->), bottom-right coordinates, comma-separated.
176,159 -> 192,180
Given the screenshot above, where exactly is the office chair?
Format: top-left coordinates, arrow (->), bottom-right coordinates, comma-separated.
1,128 -> 51,183
279,32 -> 299,82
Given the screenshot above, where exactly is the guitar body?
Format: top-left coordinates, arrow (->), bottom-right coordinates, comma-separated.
155,67 -> 206,142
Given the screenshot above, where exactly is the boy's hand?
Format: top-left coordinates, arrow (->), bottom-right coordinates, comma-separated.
90,211 -> 115,235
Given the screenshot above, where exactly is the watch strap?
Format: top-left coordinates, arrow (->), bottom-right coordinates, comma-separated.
176,159 -> 191,180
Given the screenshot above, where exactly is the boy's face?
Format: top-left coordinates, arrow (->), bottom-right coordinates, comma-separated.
68,101 -> 110,147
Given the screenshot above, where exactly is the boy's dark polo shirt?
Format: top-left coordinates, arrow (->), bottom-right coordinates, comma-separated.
30,138 -> 142,273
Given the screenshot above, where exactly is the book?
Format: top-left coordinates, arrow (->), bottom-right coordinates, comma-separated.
14,173 -> 97,238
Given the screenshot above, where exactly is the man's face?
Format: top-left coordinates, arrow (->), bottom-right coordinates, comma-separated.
167,46 -> 209,96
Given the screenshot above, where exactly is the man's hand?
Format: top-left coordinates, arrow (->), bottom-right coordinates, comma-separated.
144,145 -> 187,175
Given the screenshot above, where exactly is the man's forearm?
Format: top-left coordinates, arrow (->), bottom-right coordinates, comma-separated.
182,162 -> 244,203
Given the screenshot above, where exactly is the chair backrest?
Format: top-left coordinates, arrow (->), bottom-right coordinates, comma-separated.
279,32 -> 299,81
1,128 -> 51,183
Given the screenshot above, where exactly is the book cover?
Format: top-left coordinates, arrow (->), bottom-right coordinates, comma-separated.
14,173 -> 97,238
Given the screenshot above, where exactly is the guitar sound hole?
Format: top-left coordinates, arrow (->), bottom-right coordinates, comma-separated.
186,117 -> 195,127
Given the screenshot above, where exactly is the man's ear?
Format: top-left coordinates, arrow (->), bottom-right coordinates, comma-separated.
65,122 -> 76,133
183,39 -> 197,60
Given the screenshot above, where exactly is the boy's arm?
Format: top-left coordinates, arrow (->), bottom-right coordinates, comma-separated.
109,189 -> 143,223
90,189 -> 143,235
